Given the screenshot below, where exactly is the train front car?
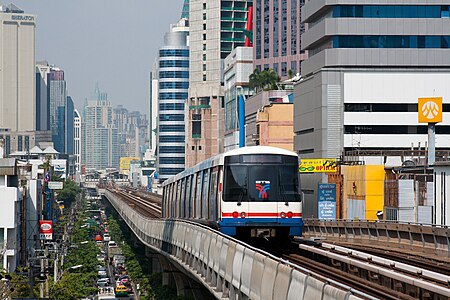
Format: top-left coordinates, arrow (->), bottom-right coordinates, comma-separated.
219,146 -> 303,240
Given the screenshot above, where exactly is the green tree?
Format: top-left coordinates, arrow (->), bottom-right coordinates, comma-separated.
57,180 -> 81,208
249,68 -> 281,92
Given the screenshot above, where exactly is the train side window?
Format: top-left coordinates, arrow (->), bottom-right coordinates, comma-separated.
202,169 -> 211,219
180,179 -> 186,218
196,171 -> 203,219
209,168 -> 219,220
162,187 -> 166,217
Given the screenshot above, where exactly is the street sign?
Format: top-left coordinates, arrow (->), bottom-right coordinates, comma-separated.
39,220 -> 53,240
318,183 -> 336,220
418,97 -> 442,123
299,159 -> 337,173
48,181 -> 63,190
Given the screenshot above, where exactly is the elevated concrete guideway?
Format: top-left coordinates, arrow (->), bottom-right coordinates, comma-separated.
100,188 -> 366,300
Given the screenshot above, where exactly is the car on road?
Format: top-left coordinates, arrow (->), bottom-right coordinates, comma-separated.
103,233 -> 111,242
114,283 -> 128,297
108,241 -> 117,248
96,278 -> 110,287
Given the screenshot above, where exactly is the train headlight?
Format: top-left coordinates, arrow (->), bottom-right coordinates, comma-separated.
287,211 -> 293,218
232,211 -> 239,218
240,212 -> 246,218
280,212 -> 286,218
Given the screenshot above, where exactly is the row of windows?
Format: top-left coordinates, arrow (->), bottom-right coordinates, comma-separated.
159,135 -> 185,143
159,81 -> 189,90
344,103 -> 450,112
159,103 -> 185,111
159,92 -> 189,100
159,71 -> 189,79
159,49 -> 189,57
333,35 -> 450,49
159,125 -> 185,132
345,125 -> 450,135
162,166 -> 220,220
333,5 -> 450,19
160,168 -> 185,175
160,114 -> 184,122
159,157 -> 186,165
159,82 -> 189,89
159,146 -> 185,153
159,60 -> 189,68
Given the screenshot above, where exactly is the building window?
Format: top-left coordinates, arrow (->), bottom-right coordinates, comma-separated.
291,61 -> 297,73
203,74 -> 207,81
281,62 -> 287,76
192,146 -> 195,150
203,3 -> 206,10
273,63 -> 279,74
203,54 -> 206,61
203,64 -> 207,71
192,114 -> 201,138
203,13 -> 206,20
203,34 -> 207,40
203,23 -> 206,30
203,44 -> 206,50
199,146 -> 202,150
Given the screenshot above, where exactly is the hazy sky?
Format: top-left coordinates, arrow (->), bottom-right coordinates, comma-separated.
9,0 -> 184,112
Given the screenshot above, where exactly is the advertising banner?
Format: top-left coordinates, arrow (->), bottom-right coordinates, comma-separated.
318,183 -> 336,220
48,181 -> 64,190
299,159 -> 337,173
39,220 -> 53,240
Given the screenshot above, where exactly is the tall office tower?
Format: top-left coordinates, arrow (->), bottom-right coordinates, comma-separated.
36,62 -> 51,131
66,96 -> 74,155
296,2 -> 450,217
181,0 -> 189,18
0,4 -> 36,132
253,0 -> 307,78
48,68 -> 67,153
186,0 -> 252,167
113,106 -> 148,158
149,63 -> 158,152
73,109 -> 82,173
157,18 -> 189,181
83,85 -> 119,171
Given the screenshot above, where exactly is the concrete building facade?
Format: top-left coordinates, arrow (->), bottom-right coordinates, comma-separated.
83,86 -> 119,171
186,0 -> 251,167
295,1 -> 450,217
223,46 -> 254,151
74,109 -> 82,173
0,4 -> 36,132
253,0 -> 307,78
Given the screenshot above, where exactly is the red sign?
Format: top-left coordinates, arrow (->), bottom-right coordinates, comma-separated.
39,220 -> 53,240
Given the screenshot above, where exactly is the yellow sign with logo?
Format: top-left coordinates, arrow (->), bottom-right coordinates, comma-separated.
418,97 -> 442,123
299,159 -> 337,173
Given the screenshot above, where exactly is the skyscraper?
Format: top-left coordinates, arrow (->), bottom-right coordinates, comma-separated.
48,68 -> 67,153
74,109 -> 82,173
253,0 -> 307,78
0,4 -> 36,132
186,0 -> 252,167
66,96 -> 74,155
36,62 -> 51,131
83,85 -> 119,170
157,18 -> 189,181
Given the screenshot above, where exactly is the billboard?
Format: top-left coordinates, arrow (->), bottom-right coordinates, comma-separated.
48,181 -> 64,190
120,157 -> 140,173
39,220 -> 53,240
318,183 -> 336,220
299,159 -> 337,173
418,97 -> 442,123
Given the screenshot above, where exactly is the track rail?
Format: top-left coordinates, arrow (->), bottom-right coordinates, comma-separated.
109,188 -> 161,218
285,241 -> 450,300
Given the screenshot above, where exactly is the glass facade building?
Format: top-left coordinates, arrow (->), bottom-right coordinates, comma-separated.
157,19 -> 189,181
253,0 -> 307,78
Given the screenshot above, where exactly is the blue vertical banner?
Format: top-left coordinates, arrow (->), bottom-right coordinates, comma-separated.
318,183 -> 337,220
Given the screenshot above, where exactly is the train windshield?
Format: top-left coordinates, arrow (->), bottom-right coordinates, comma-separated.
223,155 -> 301,202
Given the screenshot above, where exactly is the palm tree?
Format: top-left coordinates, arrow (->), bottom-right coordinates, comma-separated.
249,68 -> 281,92
249,68 -> 263,92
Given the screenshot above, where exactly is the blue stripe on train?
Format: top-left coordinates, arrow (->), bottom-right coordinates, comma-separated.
218,217 -> 303,236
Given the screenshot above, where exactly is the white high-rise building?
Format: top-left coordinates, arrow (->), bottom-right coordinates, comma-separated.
0,4 -> 36,131
74,109 -> 82,173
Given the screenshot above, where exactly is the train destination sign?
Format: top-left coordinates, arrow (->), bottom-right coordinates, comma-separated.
299,159 -> 337,173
